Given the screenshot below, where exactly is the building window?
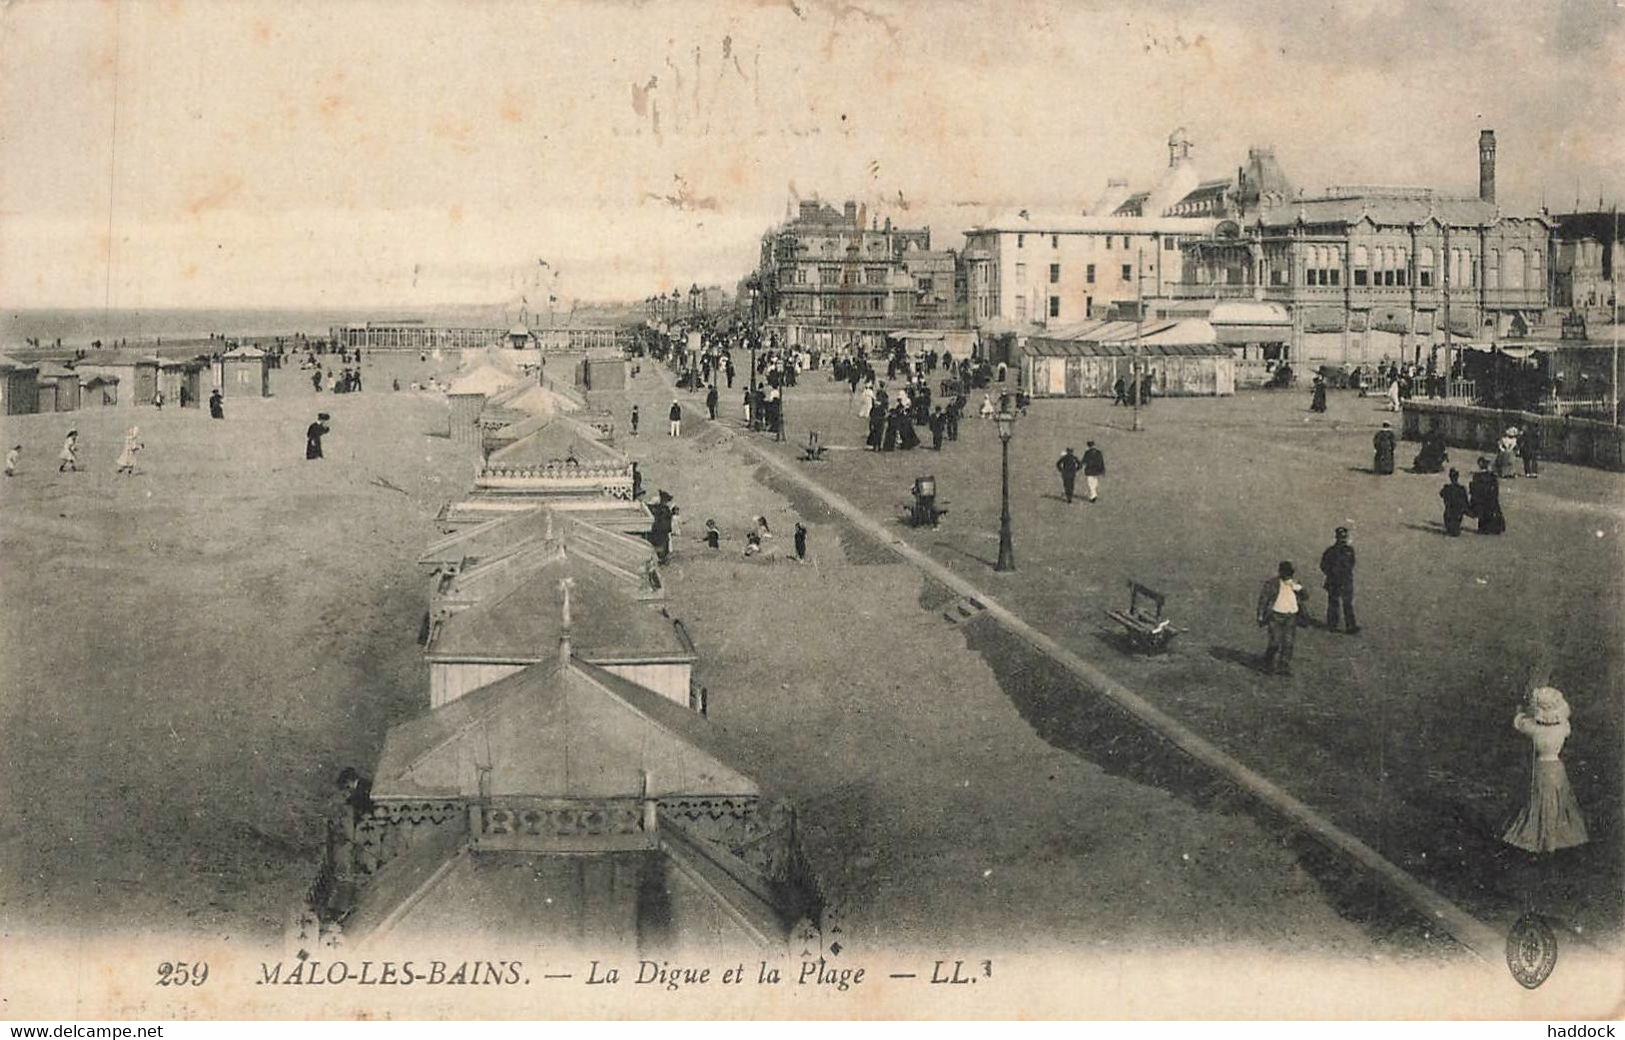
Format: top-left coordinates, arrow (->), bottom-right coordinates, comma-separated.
916,276 -> 932,292
1049,263 -> 1060,284
1048,295 -> 1060,318
865,267 -> 887,286
1016,297 -> 1028,320
1121,237 -> 1130,250
1051,235 -> 1059,249
1017,234 -> 1025,249
1329,269 -> 1341,286
1354,269 -> 1368,287
1015,262 -> 1027,281
1121,263 -> 1132,282
1086,264 -> 1096,284
1163,236 -> 1176,250
1419,269 -> 1432,288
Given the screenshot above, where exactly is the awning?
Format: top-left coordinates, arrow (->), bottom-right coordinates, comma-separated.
1213,325 -> 1292,344
1025,339 -> 1231,359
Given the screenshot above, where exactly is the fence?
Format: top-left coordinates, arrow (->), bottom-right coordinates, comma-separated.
1401,400 -> 1625,472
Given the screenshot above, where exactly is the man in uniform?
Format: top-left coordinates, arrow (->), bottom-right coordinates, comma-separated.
1055,447 -> 1082,503
1318,527 -> 1360,634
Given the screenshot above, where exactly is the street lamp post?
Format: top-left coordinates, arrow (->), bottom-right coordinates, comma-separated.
744,273 -> 761,431
994,392 -> 1017,572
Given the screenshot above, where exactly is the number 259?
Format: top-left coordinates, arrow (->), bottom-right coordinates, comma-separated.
155,961 -> 209,987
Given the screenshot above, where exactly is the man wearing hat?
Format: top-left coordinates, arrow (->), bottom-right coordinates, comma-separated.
1439,468 -> 1471,536
306,413 -> 331,460
1256,561 -> 1304,676
1082,440 -> 1106,502
1055,447 -> 1082,503
1319,527 -> 1360,634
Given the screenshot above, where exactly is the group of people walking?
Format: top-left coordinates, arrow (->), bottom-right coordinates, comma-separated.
1371,418 -> 1536,536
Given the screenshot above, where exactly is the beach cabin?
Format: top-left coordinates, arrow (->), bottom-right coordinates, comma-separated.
446,363 -> 518,448
0,355 -> 40,415
80,374 -> 121,408
475,415 -> 636,499
73,351 -> 159,407
307,653 -> 812,953
159,356 -> 207,407
217,347 -> 270,398
582,354 -> 627,392
418,506 -> 660,592
35,363 -> 80,413
425,539 -> 690,707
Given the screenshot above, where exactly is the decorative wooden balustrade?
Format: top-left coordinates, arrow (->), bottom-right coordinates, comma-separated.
474,460 -> 637,500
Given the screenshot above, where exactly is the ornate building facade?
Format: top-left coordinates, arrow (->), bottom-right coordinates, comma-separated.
759,199 -> 966,349
1169,132 -> 1556,366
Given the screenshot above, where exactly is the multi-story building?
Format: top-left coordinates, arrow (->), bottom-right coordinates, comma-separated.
962,215 -> 1216,327
1552,210 -> 1621,313
1168,131 -> 1555,367
759,199 -> 964,349
1103,130 -> 1295,221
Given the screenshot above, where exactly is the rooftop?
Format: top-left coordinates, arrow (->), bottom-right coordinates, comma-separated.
373,657 -> 756,801
427,547 -> 687,663
967,213 -> 1218,236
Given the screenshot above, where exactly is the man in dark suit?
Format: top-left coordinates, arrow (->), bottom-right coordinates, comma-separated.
1256,561 -> 1304,676
1440,468 -> 1470,536
1082,441 -> 1106,502
1055,447 -> 1082,503
1319,527 -> 1360,634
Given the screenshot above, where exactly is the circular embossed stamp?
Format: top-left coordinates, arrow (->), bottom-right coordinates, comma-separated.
1505,912 -> 1558,989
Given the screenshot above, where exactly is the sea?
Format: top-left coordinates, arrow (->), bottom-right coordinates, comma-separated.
2,303 -> 647,353
1,306 -> 510,350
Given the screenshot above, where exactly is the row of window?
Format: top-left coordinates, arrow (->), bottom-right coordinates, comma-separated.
780,295 -> 892,314
1014,233 -> 1178,251
1011,262 -> 1140,284
1013,294 -> 1099,321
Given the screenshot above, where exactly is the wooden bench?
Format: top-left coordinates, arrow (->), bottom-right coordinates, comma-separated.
1103,580 -> 1180,654
800,431 -> 828,462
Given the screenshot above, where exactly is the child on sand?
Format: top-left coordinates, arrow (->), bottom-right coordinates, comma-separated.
5,444 -> 19,476
115,427 -> 143,476
58,430 -> 79,472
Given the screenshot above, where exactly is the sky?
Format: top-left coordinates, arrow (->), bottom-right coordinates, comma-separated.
1,0 -> 1621,310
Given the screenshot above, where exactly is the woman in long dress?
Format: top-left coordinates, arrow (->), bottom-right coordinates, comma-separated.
1495,426 -> 1519,479
115,426 -> 143,476
1502,686 -> 1588,853
1372,422 -> 1396,474
1468,457 -> 1506,534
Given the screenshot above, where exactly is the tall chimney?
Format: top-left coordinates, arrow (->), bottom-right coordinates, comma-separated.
1479,130 -> 1496,204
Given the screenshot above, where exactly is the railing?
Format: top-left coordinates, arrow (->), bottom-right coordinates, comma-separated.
475,798 -> 649,850
304,798 -> 465,926
1160,284 -> 1259,299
